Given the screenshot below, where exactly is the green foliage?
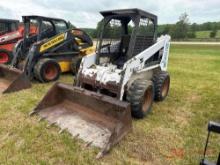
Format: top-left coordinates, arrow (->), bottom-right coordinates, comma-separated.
196,31 -> 210,38
210,29 -> 217,38
81,28 -> 95,38
157,14 -> 220,39
158,24 -> 173,36
190,23 -> 197,32
188,22 -> 220,31
92,20 -> 104,38
87,13 -> 220,40
195,30 -> 220,39
170,13 -> 190,39
217,30 -> 220,38
187,31 -> 196,38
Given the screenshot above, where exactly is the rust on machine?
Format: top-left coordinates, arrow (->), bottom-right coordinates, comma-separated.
30,82 -> 132,158
0,64 -> 31,94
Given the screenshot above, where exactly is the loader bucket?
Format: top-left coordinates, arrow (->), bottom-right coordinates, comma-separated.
31,82 -> 132,158
0,64 -> 31,94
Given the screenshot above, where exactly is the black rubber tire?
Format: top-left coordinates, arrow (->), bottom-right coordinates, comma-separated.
126,79 -> 155,119
0,49 -> 13,64
71,56 -> 82,74
34,58 -> 61,83
152,71 -> 170,101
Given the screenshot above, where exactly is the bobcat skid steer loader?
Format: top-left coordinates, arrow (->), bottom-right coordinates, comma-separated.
31,9 -> 171,158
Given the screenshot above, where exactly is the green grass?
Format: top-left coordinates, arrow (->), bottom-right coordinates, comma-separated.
216,30 -> 220,38
0,44 -> 220,164
196,30 -> 220,38
196,31 -> 211,38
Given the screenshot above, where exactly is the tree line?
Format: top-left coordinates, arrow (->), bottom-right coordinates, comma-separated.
158,13 -> 220,39
82,13 -> 220,39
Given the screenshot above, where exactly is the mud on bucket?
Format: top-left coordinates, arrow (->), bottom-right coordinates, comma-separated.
30,82 -> 132,158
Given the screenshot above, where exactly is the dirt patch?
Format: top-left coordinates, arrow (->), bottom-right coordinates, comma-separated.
170,93 -> 200,127
173,107 -> 193,127
120,126 -> 184,165
187,93 -> 201,103
150,127 -> 184,164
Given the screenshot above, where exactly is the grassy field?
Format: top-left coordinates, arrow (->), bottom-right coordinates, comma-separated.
217,30 -> 220,38
196,30 -> 220,38
0,44 -> 220,164
196,31 -> 211,38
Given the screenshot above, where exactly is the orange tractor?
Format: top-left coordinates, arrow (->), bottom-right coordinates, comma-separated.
0,19 -> 36,64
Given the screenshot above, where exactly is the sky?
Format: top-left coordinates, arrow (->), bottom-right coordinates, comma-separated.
0,0 -> 219,28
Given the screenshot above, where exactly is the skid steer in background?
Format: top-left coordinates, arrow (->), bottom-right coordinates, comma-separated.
0,19 -> 37,64
0,19 -> 20,37
0,16 -> 94,94
0,19 -> 21,64
200,121 -> 220,165
31,9 -> 171,158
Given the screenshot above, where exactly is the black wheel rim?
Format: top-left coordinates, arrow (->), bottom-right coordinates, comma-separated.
44,64 -> 58,81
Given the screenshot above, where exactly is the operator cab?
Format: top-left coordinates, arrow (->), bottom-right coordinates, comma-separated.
20,16 -> 69,55
0,19 -> 19,36
96,9 -> 157,69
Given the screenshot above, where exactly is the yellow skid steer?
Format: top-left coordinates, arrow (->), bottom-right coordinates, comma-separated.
0,16 -> 94,94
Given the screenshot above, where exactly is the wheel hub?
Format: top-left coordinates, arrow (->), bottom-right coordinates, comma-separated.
44,64 -> 58,80
142,87 -> 153,113
161,77 -> 170,98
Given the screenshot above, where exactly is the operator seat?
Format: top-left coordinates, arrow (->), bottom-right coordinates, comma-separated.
39,28 -> 56,40
113,35 -> 130,68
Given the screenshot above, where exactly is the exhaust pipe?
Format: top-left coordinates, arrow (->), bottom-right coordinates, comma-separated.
0,64 -> 31,94
30,82 -> 132,158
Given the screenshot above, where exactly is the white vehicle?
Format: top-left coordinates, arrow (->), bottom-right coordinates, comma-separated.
32,9 -> 171,158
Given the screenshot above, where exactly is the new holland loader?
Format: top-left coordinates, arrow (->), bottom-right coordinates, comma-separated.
0,16 -> 94,94
31,9 -> 171,158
